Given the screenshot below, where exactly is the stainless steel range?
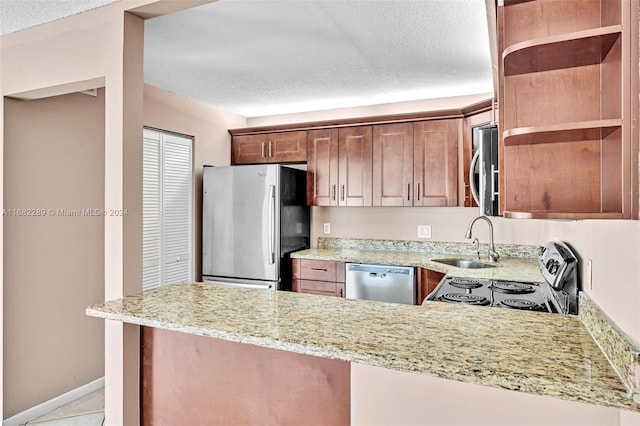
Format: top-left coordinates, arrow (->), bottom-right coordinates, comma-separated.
425,241 -> 579,315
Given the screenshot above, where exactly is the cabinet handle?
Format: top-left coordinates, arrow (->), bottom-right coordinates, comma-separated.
407,183 -> 411,201
261,142 -> 265,158
417,182 -> 420,201
341,185 -> 345,201
310,268 -> 328,272
332,185 -> 336,201
268,141 -> 273,158
339,288 -> 343,297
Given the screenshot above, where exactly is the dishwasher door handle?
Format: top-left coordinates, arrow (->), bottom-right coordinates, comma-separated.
369,272 -> 387,278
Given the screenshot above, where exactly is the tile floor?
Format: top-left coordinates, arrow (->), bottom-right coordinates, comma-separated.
21,387 -> 105,426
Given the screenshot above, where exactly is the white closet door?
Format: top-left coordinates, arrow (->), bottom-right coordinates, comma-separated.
142,128 -> 193,290
143,129 -> 162,290
161,133 -> 192,285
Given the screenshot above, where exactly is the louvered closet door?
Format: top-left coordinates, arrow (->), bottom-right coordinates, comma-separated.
142,128 -> 193,290
143,129 -> 162,290
161,133 -> 192,284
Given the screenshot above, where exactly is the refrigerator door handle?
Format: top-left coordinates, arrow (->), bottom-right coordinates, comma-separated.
469,149 -> 480,206
268,185 -> 276,264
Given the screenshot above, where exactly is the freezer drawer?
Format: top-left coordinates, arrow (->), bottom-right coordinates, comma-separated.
345,263 -> 416,305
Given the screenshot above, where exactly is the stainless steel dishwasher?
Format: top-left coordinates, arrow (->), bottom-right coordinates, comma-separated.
345,263 -> 416,305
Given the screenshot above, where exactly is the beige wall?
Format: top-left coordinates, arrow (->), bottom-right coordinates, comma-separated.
252,99 -> 640,345
3,91 -> 106,417
351,363 -> 638,425
143,84 -> 247,281
0,2 -> 206,424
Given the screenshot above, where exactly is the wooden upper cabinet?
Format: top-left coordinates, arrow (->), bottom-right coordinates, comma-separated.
232,131 -> 307,164
307,129 -> 339,206
499,0 -> 637,219
413,120 -> 459,207
232,134 -> 268,164
372,123 -> 414,206
269,131 -> 307,163
371,120 -> 458,207
307,126 -> 372,207
338,126 -> 373,207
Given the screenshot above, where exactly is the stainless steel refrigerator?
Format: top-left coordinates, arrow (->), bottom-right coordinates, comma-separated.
202,164 -> 310,290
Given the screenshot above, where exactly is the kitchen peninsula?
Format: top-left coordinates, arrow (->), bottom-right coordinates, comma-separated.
87,280 -> 640,425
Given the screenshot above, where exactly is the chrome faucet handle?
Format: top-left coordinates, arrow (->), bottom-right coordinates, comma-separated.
488,247 -> 500,263
472,237 -> 480,260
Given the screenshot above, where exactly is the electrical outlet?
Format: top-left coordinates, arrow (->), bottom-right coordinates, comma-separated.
417,225 -> 431,239
323,223 -> 331,234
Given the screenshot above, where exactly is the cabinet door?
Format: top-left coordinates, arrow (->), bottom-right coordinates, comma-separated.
295,259 -> 338,282
372,123 -> 414,206
268,131 -> 307,163
231,135 -> 267,164
307,129 -> 339,206
292,279 -> 345,297
413,120 -> 458,207
338,126 -> 373,207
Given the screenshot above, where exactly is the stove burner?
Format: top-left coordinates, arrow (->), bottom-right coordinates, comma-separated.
489,281 -> 536,294
438,293 -> 490,306
449,278 -> 482,289
498,298 -> 545,311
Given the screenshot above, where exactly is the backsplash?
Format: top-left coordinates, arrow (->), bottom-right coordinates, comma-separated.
317,237 -> 539,258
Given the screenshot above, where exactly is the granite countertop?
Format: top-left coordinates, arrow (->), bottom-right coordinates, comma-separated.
86,283 -> 640,412
291,248 -> 545,283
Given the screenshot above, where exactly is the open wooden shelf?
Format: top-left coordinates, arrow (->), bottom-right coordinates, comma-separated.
503,119 -> 622,146
503,211 -> 624,220
503,25 -> 622,76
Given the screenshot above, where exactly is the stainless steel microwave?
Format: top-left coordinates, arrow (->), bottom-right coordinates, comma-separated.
470,124 -> 499,216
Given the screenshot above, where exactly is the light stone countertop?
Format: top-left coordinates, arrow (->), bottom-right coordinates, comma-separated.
86,283 -> 640,412
291,248 -> 545,283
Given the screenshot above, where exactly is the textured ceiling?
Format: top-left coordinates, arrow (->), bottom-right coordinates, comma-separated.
0,0 -> 493,118
145,0 -> 493,117
0,0 -> 117,35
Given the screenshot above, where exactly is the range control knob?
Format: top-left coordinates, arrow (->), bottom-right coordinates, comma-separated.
545,259 -> 554,271
537,246 -> 546,257
549,261 -> 560,275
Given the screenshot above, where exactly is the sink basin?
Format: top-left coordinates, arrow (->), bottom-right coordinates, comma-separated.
431,258 -> 497,269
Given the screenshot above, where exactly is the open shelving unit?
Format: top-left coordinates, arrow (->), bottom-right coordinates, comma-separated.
499,0 -> 635,219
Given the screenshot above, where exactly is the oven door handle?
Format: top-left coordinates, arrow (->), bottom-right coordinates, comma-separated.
469,149 -> 480,206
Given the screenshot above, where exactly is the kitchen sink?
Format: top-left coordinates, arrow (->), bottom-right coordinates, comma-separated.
431,258 -> 497,269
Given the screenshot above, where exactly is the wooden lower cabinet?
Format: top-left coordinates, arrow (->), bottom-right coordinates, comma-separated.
417,267 -> 446,304
292,259 -> 346,297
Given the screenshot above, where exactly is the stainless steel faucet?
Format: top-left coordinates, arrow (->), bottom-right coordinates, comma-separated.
465,215 -> 500,262
472,237 -> 480,260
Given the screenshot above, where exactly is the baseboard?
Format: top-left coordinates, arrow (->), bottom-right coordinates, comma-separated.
3,376 -> 104,426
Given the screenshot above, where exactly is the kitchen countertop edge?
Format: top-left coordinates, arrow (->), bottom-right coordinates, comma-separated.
86,283 -> 640,413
